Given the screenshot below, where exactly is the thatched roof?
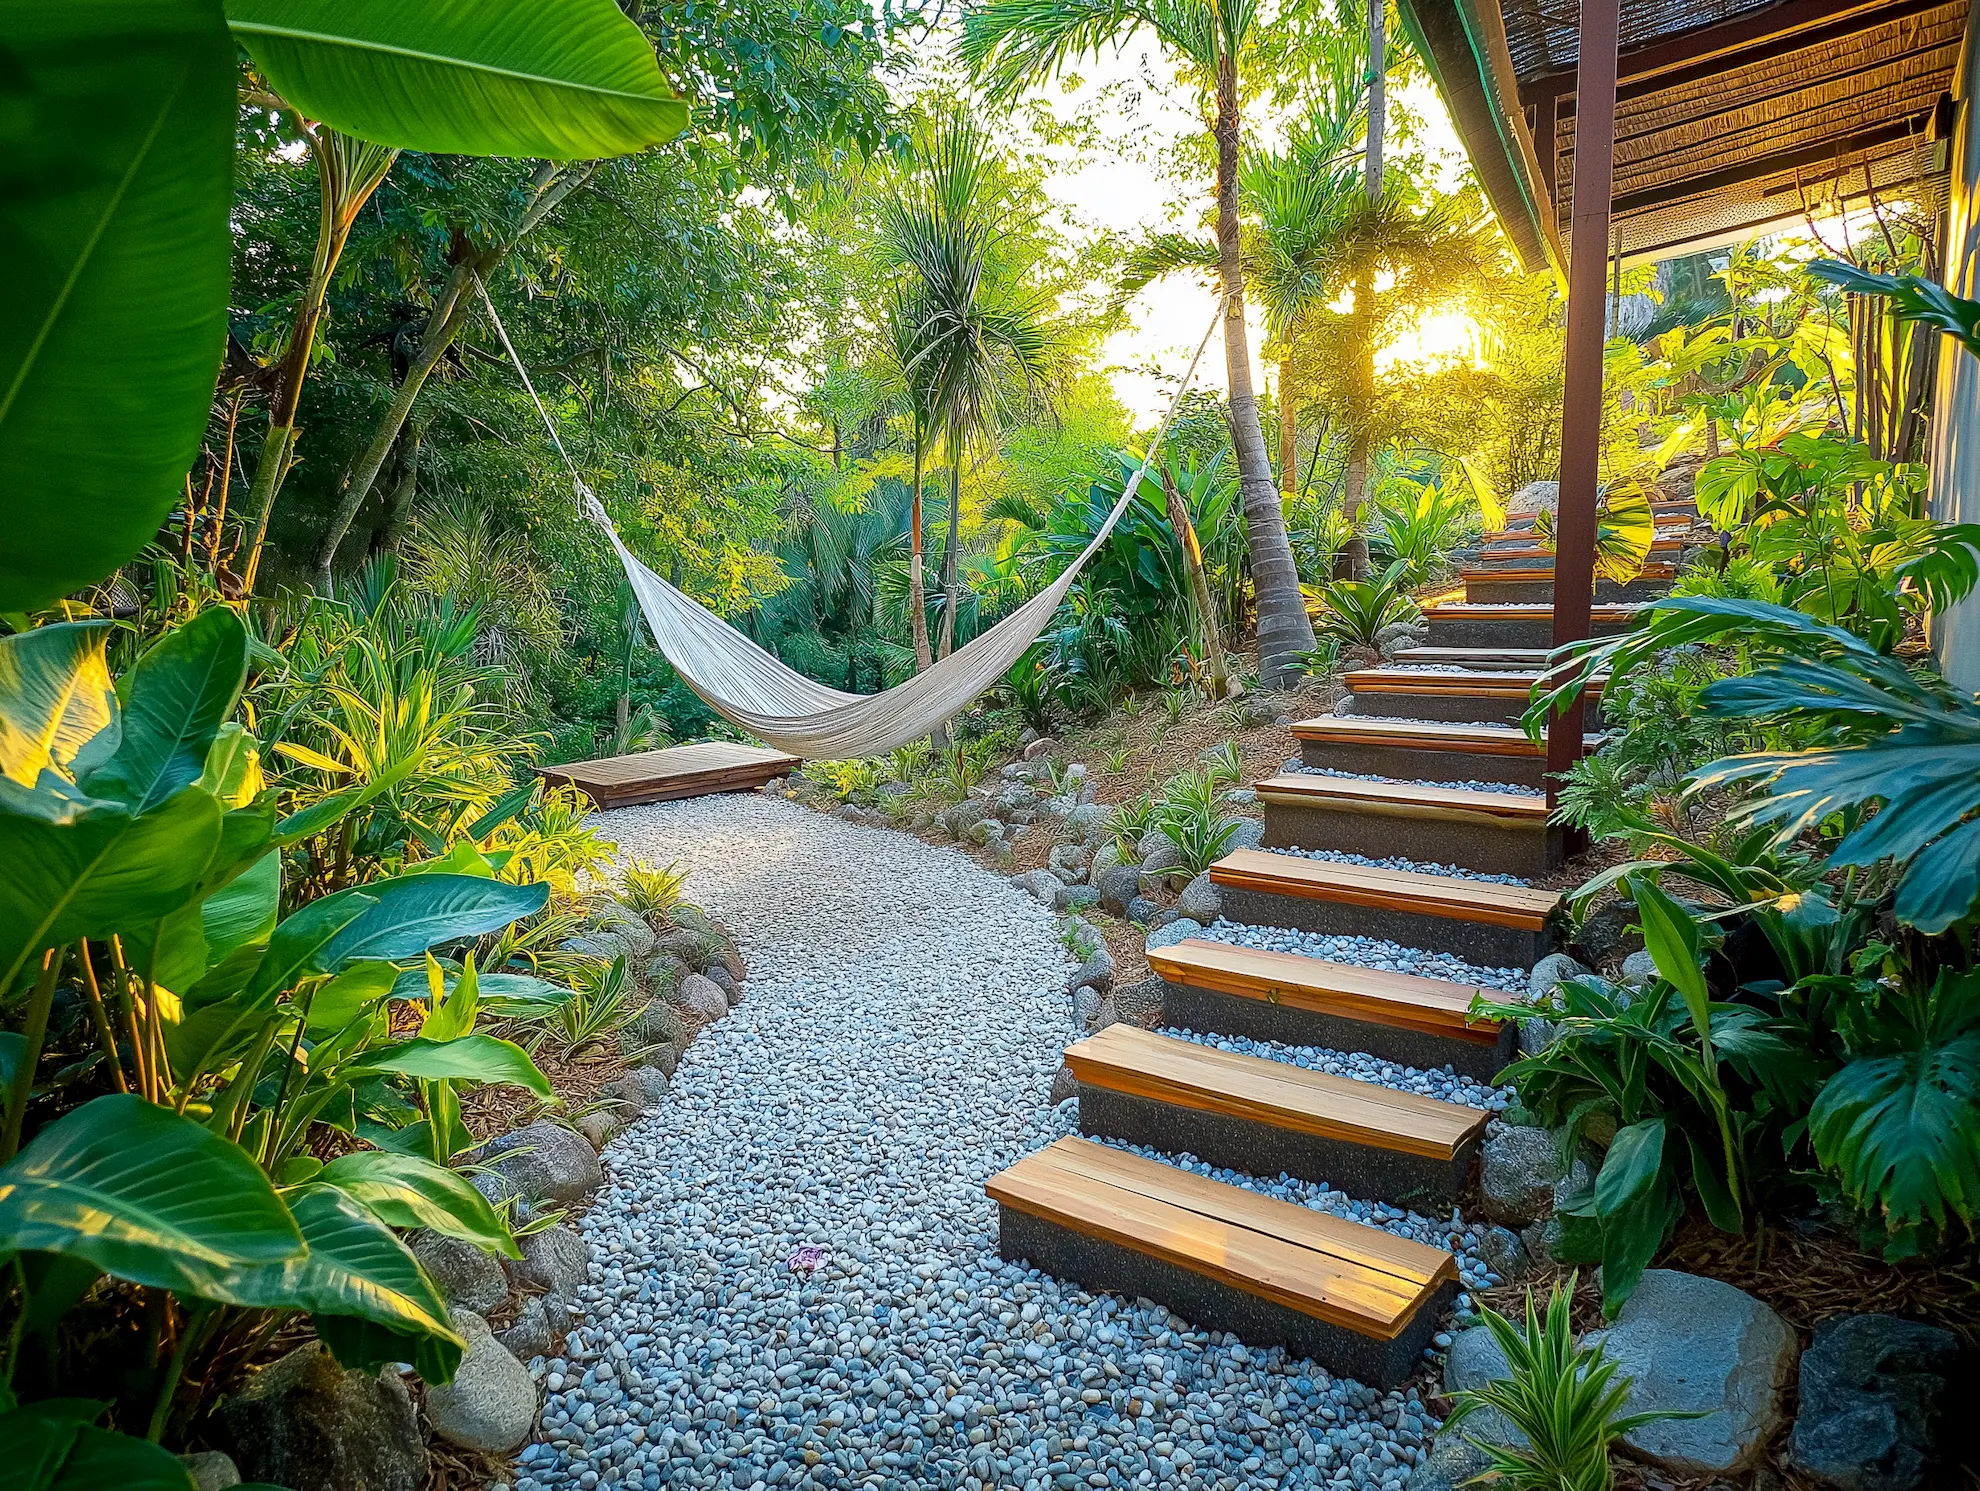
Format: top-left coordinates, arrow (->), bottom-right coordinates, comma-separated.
1397,0 -> 1967,270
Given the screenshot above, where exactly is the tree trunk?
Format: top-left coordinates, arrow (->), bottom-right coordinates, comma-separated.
1164,469 -> 1233,697
310,161 -> 585,592
938,451 -> 961,659
1339,424 -> 1372,578
240,133 -> 397,593
1214,56 -> 1316,688
368,424 -> 421,559
908,430 -> 933,671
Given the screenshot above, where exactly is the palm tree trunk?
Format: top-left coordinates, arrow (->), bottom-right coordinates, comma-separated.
938,451 -> 961,659
310,161 -> 587,592
1214,56 -> 1316,688
908,431 -> 933,671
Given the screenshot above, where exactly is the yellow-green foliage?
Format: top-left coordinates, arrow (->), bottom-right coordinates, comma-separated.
621,857 -> 691,917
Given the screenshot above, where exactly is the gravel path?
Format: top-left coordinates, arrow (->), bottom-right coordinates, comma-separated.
511,792 -> 1446,1491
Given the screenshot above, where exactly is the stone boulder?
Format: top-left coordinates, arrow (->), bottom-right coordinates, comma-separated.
601,1066 -> 671,1116
1067,947 -> 1115,995
1062,802 -> 1115,847
1407,1433 -> 1491,1491
514,1222 -> 590,1302
1177,873 -> 1223,923
1022,736 -> 1057,760
1788,1313 -> 1958,1491
221,1342 -> 426,1491
410,1232 -> 508,1316
1479,1126 -> 1574,1228
1011,869 -> 1060,906
673,972 -> 731,1026
1226,817 -> 1265,852
623,1002 -> 688,1077
1477,1225 -> 1532,1283
1072,985 -> 1103,1030
1507,480 -> 1559,517
1145,917 -> 1204,953
588,904 -> 657,959
701,962 -> 739,1002
1443,1325 -> 1527,1449
1050,1063 -> 1079,1104
1096,863 -> 1142,916
495,1293 -> 555,1363
473,1121 -> 602,1206
425,1308 -> 538,1453
1527,952 -> 1591,1003
1125,896 -> 1163,925
179,1452 -> 241,1491
1620,949 -> 1660,985
1047,841 -> 1090,883
640,953 -> 687,1002
1585,1268 -> 1798,1475
575,1110 -> 620,1151
1574,898 -> 1643,967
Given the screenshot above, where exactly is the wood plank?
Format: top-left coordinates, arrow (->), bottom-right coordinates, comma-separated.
537,742 -> 801,810
1257,773 -> 1550,822
1391,646 -> 1554,667
1147,938 -> 1504,1045
1292,716 -> 1548,757
1066,1026 -> 1486,1160
988,1140 -> 1456,1338
1423,603 -> 1645,622
1343,667 -> 1605,697
1209,848 -> 1561,930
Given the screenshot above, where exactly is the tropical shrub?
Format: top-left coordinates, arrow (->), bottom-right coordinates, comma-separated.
1369,479 -> 1476,585
536,956 -> 645,1058
0,609 -> 565,1450
621,859 -> 691,918
1310,561 -> 1419,648
1154,769 -> 1242,878
1445,1278 -> 1697,1491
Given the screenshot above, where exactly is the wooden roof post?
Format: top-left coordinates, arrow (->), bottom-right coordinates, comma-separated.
1545,0 -> 1620,804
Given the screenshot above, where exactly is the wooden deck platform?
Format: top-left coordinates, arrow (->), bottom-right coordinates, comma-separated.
537,741 -> 801,810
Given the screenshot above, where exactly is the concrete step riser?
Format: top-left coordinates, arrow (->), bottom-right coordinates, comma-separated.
1463,575 -> 1671,605
1160,980 -> 1515,1083
1297,737 -> 1552,788
1262,798 -> 1563,877
1218,884 -> 1555,969
996,1208 -> 1452,1389
1342,691 -> 1545,728
1422,617 -> 1634,649
1076,1086 -> 1477,1210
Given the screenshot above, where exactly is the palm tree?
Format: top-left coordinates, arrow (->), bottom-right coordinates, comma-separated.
881,116 -> 1065,664
960,0 -> 1319,686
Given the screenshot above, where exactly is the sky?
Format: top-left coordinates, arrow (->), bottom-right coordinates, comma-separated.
1016,45 -> 1476,423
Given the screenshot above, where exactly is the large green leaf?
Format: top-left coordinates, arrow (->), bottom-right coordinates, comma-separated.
240,888 -> 378,1004
0,623 -> 119,789
249,1184 -> 463,1384
225,0 -> 690,159
0,781 -> 222,992
1594,1118 -> 1666,1219
84,607 -> 247,813
356,1032 -> 552,1098
0,1094 -> 302,1296
392,967 -> 578,1018
314,873 -> 549,967
5,1404 -> 206,1490
319,1149 -> 518,1257
1629,873 -> 1715,1071
201,849 -> 282,965
1810,1015 -> 1980,1231
0,0 -> 236,612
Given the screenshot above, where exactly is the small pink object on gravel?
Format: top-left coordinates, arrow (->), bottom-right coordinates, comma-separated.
785,1245 -> 828,1275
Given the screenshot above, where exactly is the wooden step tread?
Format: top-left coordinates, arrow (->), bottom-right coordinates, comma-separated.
1461,561 -> 1675,582
1147,938 -> 1504,1046
1481,534 -> 1683,553
1294,716 -> 1546,756
1066,1025 -> 1488,1160
987,1137 -> 1457,1340
1344,667 -> 1604,697
1209,847 -> 1560,930
1258,773 -> 1550,821
1424,603 -> 1644,622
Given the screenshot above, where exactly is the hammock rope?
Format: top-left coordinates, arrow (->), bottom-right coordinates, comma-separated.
473,270 -> 1225,760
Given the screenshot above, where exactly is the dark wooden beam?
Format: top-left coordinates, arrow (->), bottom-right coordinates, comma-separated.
1546,0 -> 1618,803
1519,0 -> 1931,103
1532,92 -> 1558,200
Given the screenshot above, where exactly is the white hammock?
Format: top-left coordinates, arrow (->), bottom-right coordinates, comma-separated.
476,274 -> 1223,759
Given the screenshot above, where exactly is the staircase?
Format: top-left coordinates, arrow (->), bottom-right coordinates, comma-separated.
986,522 -> 1685,1389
